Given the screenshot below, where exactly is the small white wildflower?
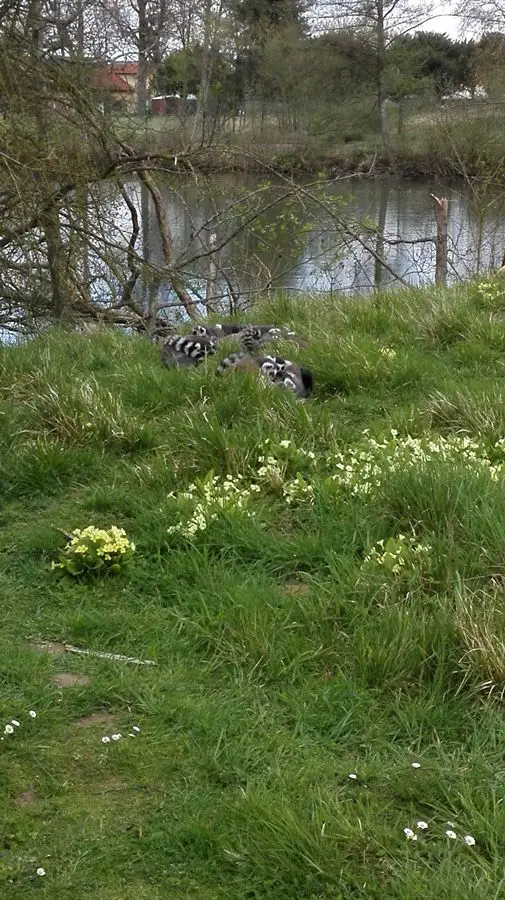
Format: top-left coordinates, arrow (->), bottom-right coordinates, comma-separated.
36,867 -> 46,877
11,720 -> 20,727
101,736 -> 111,744
446,821 -> 456,828
279,440 -> 291,449
416,821 -> 428,830
128,732 -> 136,737
464,835 -> 476,846
404,828 -> 417,840
445,830 -> 457,840
4,724 -> 14,734
29,710 -> 37,718
132,725 -> 140,732
411,762 -> 421,769
111,733 -> 122,741
348,773 -> 358,780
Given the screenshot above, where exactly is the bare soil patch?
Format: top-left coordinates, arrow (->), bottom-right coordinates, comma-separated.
14,789 -> 37,806
77,711 -> 117,728
51,673 -> 91,687
281,581 -> 312,597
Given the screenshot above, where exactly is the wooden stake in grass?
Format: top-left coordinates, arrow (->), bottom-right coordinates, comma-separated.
431,194 -> 449,287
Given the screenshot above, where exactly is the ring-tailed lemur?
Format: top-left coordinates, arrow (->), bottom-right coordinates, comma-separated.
216,352 -> 313,398
161,334 -> 216,368
192,323 -> 250,339
192,323 -> 297,353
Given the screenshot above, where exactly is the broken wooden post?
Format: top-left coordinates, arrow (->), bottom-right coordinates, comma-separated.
431,194 -> 449,287
205,232 -> 218,310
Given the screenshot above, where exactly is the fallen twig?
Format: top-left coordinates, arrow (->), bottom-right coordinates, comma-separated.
32,641 -> 157,667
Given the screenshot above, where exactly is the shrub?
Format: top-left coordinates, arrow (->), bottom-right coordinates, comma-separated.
52,525 -> 135,576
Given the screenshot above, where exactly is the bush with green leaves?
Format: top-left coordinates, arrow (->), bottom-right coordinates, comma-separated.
52,525 -> 135,576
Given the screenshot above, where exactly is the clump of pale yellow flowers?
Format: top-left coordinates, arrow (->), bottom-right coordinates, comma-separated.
52,525 -> 135,576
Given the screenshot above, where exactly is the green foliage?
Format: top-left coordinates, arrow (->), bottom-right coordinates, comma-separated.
53,525 -> 135,577
3,285 -> 505,895
388,32 -> 474,100
156,45 -> 238,106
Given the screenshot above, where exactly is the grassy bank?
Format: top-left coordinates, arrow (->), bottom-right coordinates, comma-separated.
121,102 -> 505,179
3,282 -> 505,896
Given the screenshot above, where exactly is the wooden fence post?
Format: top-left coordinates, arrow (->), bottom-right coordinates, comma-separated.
205,232 -> 218,311
430,194 -> 449,287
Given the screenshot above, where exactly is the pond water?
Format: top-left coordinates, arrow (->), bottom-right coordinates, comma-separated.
135,173 -> 505,309
6,172 -> 502,346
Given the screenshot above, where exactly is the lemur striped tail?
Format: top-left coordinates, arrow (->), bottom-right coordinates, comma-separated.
161,335 -> 216,368
215,352 -> 248,374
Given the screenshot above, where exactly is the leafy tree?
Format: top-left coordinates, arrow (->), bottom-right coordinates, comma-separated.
320,0 -> 436,159
156,46 -> 239,109
471,32 -> 505,97
231,0 -> 308,96
306,29 -> 376,100
233,0 -> 308,30
387,32 -> 475,100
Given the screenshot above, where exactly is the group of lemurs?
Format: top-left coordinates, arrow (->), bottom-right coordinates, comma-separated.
159,323 -> 314,399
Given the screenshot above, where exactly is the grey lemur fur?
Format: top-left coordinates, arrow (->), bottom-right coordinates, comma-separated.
161,334 -> 216,368
216,352 -> 313,398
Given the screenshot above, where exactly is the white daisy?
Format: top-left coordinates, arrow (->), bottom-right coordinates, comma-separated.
445,830 -> 457,839
111,733 -> 121,741
411,762 -> 421,769
348,773 -> 357,780
132,725 -> 140,733
464,835 -> 476,846
11,720 -> 20,727
36,867 -> 45,876
101,736 -> 110,744
4,724 -> 14,734
416,821 -> 428,830
404,827 -> 417,839
29,710 -> 37,718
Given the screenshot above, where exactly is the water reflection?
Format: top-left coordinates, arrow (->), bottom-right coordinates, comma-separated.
3,175 -> 504,342
85,174 -> 505,317
140,175 -> 505,303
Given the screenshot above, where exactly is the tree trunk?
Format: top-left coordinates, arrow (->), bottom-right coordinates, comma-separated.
205,232 -> 218,309
136,0 -> 148,117
41,207 -> 74,321
431,194 -> 449,286
137,169 -> 197,318
140,179 -> 151,314
374,180 -> 389,288
376,0 -> 394,166
191,0 -> 213,141
28,0 -> 74,320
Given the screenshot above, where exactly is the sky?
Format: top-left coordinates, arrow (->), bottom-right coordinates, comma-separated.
418,6 -> 467,39
309,4 -> 473,41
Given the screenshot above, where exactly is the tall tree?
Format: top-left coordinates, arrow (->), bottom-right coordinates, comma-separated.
471,32 -> 505,95
317,1 -> 435,160
231,0 -> 308,96
388,32 -> 475,99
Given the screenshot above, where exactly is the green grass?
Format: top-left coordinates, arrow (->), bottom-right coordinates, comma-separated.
116,101 -> 505,178
4,282 -> 505,896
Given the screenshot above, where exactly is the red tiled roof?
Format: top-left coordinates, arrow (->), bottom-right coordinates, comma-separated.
95,67 -> 134,92
111,62 -> 139,76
